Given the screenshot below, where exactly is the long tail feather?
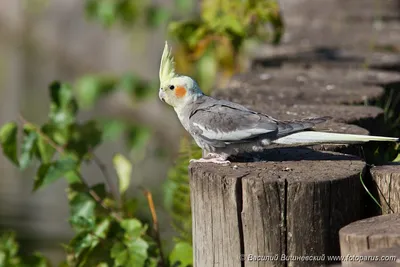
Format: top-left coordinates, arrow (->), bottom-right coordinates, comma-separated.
273,131 -> 399,145
276,116 -> 331,137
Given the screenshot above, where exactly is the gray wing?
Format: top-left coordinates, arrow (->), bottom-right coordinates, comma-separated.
189,98 -> 330,144
188,102 -> 278,143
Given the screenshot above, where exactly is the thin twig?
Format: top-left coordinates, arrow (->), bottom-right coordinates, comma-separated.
18,114 -> 122,222
19,114 -> 64,154
143,188 -> 165,266
90,150 -> 120,208
78,171 -> 123,221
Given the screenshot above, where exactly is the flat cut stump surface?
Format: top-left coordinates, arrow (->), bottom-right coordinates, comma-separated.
252,45 -> 400,72
214,67 -> 390,105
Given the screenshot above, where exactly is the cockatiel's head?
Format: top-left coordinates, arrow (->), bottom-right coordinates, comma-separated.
158,41 -> 203,108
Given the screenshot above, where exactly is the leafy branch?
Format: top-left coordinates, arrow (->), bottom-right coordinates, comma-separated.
0,82 -> 184,267
18,108 -> 122,222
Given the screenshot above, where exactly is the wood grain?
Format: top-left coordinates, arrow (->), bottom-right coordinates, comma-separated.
190,149 -> 366,267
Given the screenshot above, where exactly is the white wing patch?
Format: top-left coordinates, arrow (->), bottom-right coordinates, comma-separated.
193,122 -> 272,141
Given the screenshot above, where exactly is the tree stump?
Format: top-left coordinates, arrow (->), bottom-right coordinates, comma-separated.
251,44 -> 400,72
339,214 -> 400,267
349,246 -> 400,267
278,0 -> 400,51
215,68 -> 385,106
370,165 -> 400,214
189,149 -> 365,267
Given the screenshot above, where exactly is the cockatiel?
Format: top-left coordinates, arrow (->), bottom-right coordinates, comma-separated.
158,41 -> 399,164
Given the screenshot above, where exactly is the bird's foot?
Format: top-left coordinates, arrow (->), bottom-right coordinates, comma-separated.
189,157 -> 231,165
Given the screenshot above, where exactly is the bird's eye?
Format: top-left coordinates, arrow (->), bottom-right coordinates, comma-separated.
169,85 -> 175,90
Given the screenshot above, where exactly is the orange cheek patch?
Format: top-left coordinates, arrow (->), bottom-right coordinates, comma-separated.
175,86 -> 187,98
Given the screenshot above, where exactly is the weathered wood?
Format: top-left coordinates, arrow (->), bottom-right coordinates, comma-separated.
251,45 -> 400,73
345,246 -> 400,267
339,214 -> 400,267
370,165 -> 400,214
279,0 -> 400,29
279,0 -> 400,51
214,66 -> 396,106
189,160 -> 243,267
251,0 -> 400,72
278,65 -> 400,87
190,149 -> 365,267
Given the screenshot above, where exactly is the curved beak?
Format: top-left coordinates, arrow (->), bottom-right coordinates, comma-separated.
159,89 -> 166,102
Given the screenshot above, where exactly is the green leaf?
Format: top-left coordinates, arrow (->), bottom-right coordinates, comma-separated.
195,47 -> 218,94
118,74 -> 139,94
0,231 -> 21,266
94,218 -> 111,238
50,81 -> 78,111
146,6 -> 170,28
110,242 -> 127,266
122,198 -> 138,216
91,183 -> 108,200
125,238 -> 149,266
67,219 -> 110,259
0,252 -> 5,266
69,231 -> 97,258
0,122 -> 19,166
170,242 -> 193,267
66,121 -> 102,159
65,171 -> 82,184
36,135 -> 55,164
75,75 -> 117,108
66,220 -> 110,264
68,186 -> 96,226
120,219 -> 146,239
113,153 -> 132,194
97,0 -> 117,27
393,152 -> 400,162
0,231 -> 19,258
174,0 -> 193,12
126,125 -> 151,155
69,216 -> 96,231
74,76 -> 102,108
19,128 -> 38,170
25,252 -> 51,267
49,82 -> 78,129
116,0 -> 140,25
111,238 -> 149,267
222,15 -> 245,36
168,20 -> 203,50
100,119 -> 126,141
146,258 -> 159,267
34,155 -> 78,191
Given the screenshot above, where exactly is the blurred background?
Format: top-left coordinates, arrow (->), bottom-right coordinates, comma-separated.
0,0 -> 179,263
1,0 -> 399,266
0,0 -> 283,265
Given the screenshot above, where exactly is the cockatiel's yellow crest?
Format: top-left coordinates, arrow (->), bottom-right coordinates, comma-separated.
158,41 -> 203,108
159,41 -> 178,86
